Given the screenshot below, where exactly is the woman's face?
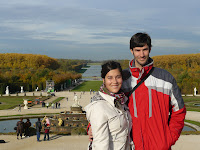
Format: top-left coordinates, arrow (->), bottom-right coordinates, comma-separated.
103,68 -> 123,93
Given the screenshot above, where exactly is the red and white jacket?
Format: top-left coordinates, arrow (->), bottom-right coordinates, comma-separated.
122,58 -> 186,150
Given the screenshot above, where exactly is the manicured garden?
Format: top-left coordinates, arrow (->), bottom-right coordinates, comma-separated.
183,96 -> 200,112
0,96 -> 49,110
71,81 -> 103,92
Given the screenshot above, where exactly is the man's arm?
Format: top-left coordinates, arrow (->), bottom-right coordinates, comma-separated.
168,106 -> 186,146
168,78 -> 186,146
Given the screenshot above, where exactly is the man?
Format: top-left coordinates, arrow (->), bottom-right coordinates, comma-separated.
16,118 -> 24,139
121,32 -> 186,150
88,32 -> 186,150
35,118 -> 42,142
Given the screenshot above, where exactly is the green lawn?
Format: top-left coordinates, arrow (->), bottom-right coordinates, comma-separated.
0,97 -> 24,110
183,96 -> 200,112
183,96 -> 200,102
51,97 -> 65,104
0,96 -> 47,110
72,81 -> 103,91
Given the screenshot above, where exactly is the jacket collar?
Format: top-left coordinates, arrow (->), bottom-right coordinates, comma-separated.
99,91 -> 115,107
99,91 -> 128,107
129,57 -> 154,79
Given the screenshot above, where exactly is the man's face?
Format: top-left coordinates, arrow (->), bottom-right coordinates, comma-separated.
130,44 -> 151,69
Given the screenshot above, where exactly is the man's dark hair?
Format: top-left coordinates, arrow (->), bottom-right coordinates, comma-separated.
38,118 -> 40,121
101,61 -> 122,78
130,32 -> 152,50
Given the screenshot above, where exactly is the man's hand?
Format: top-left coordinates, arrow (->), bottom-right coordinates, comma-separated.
88,126 -> 93,142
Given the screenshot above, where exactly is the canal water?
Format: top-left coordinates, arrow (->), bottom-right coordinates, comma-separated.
0,118 -> 37,133
0,118 -> 196,133
82,65 -> 101,80
194,104 -> 200,106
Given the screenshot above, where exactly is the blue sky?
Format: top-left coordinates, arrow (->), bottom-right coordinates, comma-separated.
0,0 -> 199,60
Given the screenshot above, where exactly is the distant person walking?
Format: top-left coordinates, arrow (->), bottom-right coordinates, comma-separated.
51,103 -> 54,109
58,103 -> 60,109
42,101 -> 45,107
35,118 -> 42,142
16,118 -> 24,139
24,118 -> 31,137
55,102 -> 58,109
18,104 -> 21,112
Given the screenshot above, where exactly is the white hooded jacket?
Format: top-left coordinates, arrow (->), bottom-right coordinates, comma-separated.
84,91 -> 134,150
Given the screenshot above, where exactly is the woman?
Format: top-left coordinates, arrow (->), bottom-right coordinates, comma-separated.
24,118 -> 31,137
85,61 -> 134,150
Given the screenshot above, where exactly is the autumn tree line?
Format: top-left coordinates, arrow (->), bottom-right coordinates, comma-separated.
0,53 -> 89,94
119,53 -> 200,94
0,53 -> 199,95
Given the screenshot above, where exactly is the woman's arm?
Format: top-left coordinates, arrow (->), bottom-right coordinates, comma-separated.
87,103 -> 109,150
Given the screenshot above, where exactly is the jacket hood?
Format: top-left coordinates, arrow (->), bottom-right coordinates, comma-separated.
129,57 -> 154,79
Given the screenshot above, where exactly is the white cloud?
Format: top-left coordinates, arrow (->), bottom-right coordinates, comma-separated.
0,0 -> 199,60
153,39 -> 198,48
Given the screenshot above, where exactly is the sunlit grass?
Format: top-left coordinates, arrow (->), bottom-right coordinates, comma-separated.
72,81 -> 103,91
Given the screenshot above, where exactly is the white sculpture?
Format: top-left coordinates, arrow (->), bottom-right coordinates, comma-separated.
20,86 -> 24,93
5,86 -> 9,95
72,94 -> 80,107
35,87 -> 39,91
194,87 -> 197,96
23,99 -> 28,109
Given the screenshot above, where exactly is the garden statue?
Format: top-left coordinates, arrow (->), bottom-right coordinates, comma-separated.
20,86 -> 24,93
72,94 -> 79,107
58,118 -> 63,126
23,99 -> 28,109
5,86 -> 9,95
35,87 -> 39,91
194,87 -> 197,96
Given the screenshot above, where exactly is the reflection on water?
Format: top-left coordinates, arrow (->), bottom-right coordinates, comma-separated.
0,118 -> 37,133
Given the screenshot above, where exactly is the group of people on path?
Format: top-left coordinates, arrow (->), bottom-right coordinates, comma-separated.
85,32 -> 186,150
16,118 -> 31,139
16,116 -> 50,142
35,116 -> 50,142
